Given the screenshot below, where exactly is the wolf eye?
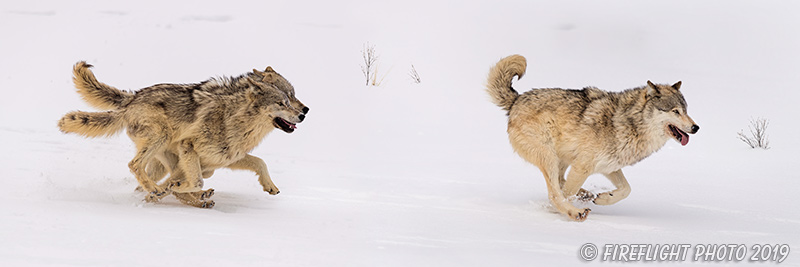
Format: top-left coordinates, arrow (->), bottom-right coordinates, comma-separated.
672,109 -> 680,115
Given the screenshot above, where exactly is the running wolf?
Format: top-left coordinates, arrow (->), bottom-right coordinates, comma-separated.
486,55 -> 699,221
58,62 -> 308,207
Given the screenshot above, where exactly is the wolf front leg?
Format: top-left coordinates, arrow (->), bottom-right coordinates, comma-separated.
173,190 -> 216,208
226,154 -> 280,195
593,169 -> 631,205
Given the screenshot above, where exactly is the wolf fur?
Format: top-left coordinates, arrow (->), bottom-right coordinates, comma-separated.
58,61 -> 308,207
487,55 -> 699,221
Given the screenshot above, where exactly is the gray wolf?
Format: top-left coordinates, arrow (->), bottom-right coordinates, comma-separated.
58,62 -> 308,208
486,55 -> 699,221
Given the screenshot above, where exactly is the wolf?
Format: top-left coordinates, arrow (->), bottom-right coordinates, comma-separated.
486,55 -> 699,221
58,62 -> 308,207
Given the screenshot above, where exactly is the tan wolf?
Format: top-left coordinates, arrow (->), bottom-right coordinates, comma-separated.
58,62 -> 308,208
486,55 -> 699,221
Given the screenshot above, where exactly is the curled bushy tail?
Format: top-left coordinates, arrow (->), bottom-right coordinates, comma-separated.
486,54 -> 527,113
73,61 -> 133,110
58,110 -> 125,137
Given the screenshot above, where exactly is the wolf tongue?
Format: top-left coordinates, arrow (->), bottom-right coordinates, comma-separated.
280,118 -> 297,129
680,131 -> 689,146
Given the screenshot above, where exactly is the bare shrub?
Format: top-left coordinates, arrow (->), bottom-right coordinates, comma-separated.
361,42 -> 378,86
408,64 -> 421,84
737,118 -> 770,149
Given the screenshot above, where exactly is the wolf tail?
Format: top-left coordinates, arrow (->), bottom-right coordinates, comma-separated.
486,54 -> 526,113
58,110 -> 125,137
72,61 -> 134,110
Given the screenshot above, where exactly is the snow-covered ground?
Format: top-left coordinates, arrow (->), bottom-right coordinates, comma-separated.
1,0 -> 798,266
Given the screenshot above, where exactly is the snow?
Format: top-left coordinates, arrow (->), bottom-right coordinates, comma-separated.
1,0 -> 799,266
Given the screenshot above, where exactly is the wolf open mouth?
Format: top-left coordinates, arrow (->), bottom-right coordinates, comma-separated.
668,124 -> 689,146
273,117 -> 297,133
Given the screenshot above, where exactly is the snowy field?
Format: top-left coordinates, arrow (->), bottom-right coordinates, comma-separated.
1,0 -> 799,266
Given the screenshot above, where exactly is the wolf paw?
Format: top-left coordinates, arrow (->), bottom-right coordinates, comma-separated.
576,189 -> 596,202
262,184 -> 280,195
169,178 -> 203,193
144,188 -> 170,202
593,192 -> 618,205
197,188 -> 215,200
200,200 -> 215,209
568,208 -> 591,222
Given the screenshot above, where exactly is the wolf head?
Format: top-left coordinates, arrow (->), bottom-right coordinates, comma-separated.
645,81 -> 699,146
251,67 -> 309,116
244,79 -> 306,134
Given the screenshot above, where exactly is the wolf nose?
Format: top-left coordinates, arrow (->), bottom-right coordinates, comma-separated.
302,107 -> 309,114
690,125 -> 699,134
298,114 -> 305,122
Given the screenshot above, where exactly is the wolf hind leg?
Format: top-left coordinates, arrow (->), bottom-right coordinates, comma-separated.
557,162 -> 568,188
593,169 -> 631,205
562,162 -> 597,202
137,151 -> 181,192
146,160 -> 167,183
510,131 -> 589,221
526,151 -> 590,221
539,163 -> 591,221
226,154 -> 279,195
556,163 -> 595,201
129,138 -> 170,202
550,162 -> 592,221
168,140 -> 204,193
136,159 -> 167,192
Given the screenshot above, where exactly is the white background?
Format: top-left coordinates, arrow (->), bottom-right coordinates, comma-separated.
1,1 -> 798,266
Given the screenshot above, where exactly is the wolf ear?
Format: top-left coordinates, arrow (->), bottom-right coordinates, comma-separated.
672,81 -> 682,90
261,73 -> 277,83
251,68 -> 276,83
646,80 -> 660,97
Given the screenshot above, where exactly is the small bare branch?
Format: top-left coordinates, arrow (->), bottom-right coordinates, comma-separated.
408,64 -> 421,84
737,118 -> 770,149
361,42 -> 378,86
